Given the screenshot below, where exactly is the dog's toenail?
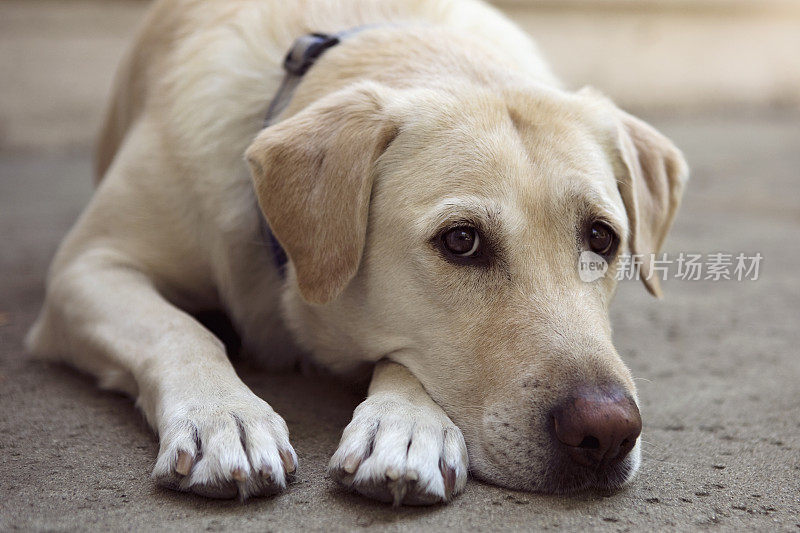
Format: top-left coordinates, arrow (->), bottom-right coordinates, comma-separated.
405,470 -> 419,482
175,451 -> 193,476
440,461 -> 456,499
385,467 -> 401,480
232,468 -> 247,482
390,480 -> 408,507
260,465 -> 273,478
342,453 -> 361,474
279,448 -> 296,474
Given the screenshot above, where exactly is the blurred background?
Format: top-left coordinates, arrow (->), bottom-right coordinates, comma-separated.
1,0 -> 799,152
1,1 -> 798,531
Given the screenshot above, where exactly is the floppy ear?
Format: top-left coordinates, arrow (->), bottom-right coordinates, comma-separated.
245,84 -> 399,304
613,110 -> 689,298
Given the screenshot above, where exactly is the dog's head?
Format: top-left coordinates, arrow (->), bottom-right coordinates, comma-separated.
246,81 -> 688,493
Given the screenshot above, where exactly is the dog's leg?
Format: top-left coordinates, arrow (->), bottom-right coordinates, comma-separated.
27,248 -> 297,499
329,360 -> 468,505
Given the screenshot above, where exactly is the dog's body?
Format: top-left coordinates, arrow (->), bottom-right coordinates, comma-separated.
27,0 -> 687,504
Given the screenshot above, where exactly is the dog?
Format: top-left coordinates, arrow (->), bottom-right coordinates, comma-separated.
26,0 -> 688,504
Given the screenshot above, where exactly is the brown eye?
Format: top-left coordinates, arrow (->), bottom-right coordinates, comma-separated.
442,227 -> 480,257
589,221 -> 617,256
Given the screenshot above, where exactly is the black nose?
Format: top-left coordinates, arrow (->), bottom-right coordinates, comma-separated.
552,385 -> 642,468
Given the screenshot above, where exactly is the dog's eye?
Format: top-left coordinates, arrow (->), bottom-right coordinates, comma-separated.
442,226 -> 480,257
588,221 -> 617,256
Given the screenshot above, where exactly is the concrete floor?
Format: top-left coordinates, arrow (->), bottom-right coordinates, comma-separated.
1,2 -> 799,532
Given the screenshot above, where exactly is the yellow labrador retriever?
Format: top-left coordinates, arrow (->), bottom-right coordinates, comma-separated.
27,0 -> 687,504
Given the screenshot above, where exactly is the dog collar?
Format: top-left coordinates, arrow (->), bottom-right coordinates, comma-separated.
259,32 -> 344,276
262,33 -> 342,130
258,29 -> 370,276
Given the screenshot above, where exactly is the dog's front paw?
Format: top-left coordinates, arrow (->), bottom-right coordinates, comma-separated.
152,391 -> 297,499
328,393 -> 468,505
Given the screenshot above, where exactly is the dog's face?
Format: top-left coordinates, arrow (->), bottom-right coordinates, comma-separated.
247,82 -> 687,492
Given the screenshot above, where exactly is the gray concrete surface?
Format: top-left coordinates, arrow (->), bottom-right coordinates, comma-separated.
1,1 -> 799,532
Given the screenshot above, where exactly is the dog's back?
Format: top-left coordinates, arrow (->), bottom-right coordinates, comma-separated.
94,0 -> 556,182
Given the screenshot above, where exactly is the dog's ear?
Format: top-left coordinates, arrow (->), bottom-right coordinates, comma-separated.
613,109 -> 689,298
245,84 -> 399,304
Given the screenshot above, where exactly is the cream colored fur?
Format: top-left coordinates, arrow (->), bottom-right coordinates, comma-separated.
27,0 -> 687,504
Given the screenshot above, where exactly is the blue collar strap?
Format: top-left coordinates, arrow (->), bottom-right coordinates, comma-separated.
258,32 -> 346,276
262,33 -> 342,130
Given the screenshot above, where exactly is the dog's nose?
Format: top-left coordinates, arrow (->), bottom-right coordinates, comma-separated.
552,386 -> 641,468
